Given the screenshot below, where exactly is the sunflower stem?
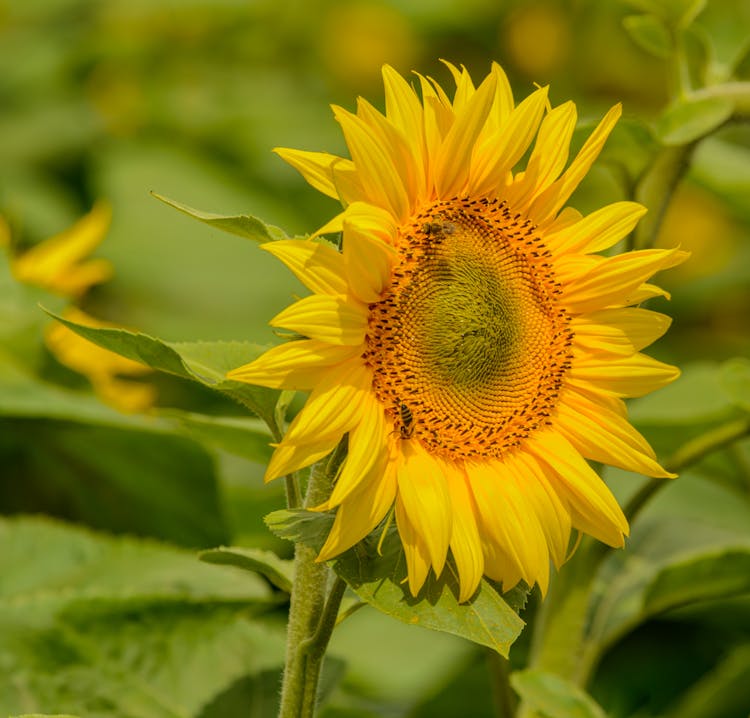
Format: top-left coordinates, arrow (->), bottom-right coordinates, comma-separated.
487,651 -> 516,718
278,454 -> 345,718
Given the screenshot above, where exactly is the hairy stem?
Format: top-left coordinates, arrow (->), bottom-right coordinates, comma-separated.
278,451 -> 345,718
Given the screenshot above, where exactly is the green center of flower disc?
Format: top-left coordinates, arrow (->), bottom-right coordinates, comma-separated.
365,198 -> 573,459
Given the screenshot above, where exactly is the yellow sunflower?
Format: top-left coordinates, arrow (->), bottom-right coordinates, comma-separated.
228,63 -> 686,602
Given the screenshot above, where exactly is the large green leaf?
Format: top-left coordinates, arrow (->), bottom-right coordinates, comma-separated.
511,669 -> 607,718
720,357 -> 750,412
0,517 -> 284,718
266,509 -> 526,656
581,473 -> 750,666
151,192 -> 287,242
43,311 -> 281,433
1,418 -> 229,547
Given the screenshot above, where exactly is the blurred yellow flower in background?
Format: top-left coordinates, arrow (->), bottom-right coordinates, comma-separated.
7,201 -> 114,299
230,63 -> 687,602
1,203 -> 155,413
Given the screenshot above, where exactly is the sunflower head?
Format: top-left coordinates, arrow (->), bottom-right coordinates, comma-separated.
229,62 -> 686,603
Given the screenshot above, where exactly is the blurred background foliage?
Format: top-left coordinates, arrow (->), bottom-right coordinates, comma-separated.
1,0 -> 749,717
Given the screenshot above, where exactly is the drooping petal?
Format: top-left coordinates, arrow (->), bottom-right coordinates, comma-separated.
327,394 -> 389,506
527,430 -> 629,547
226,339 -> 358,390
465,458 -> 549,590
395,493 -> 432,597
444,464 -> 484,603
555,390 -> 675,478
396,440 -> 452,576
316,446 -> 397,562
261,239 -> 348,295
270,294 -> 368,345
265,436 -> 340,483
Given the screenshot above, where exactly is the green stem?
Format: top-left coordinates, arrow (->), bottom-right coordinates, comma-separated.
625,415 -> 750,524
632,143 -> 696,251
487,651 -> 516,718
278,453 -> 345,718
688,81 -> 750,116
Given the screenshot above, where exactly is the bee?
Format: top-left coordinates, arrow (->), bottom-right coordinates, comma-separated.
399,402 -> 415,439
422,217 -> 456,237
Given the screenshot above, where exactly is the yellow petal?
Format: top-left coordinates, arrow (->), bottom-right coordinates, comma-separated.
261,239 -> 348,295
529,103 -> 622,226
513,452 -> 572,570
343,213 -> 397,303
327,394 -> 389,506
382,65 -> 428,199
265,437 -> 339,482
470,86 -> 549,198
571,308 -> 672,356
503,101 -> 578,211
226,339 -> 358,390
567,352 -> 681,397
273,147 -> 362,204
485,61 -> 514,132
395,493 -> 431,597
396,440 -> 452,576
316,447 -> 397,562
527,430 -> 629,547
545,201 -> 647,255
270,294 -> 368,345
434,70 -> 497,198
13,201 -> 113,297
465,458 -> 549,590
445,463 -> 484,602
561,248 -> 688,313
481,537 -> 523,593
333,105 -> 410,221
282,357 -> 371,444
556,390 -> 675,478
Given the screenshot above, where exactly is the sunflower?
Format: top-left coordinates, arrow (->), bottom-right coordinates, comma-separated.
228,63 -> 686,602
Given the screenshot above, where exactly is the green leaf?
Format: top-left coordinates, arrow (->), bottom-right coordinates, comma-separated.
623,14 -> 674,58
511,669 -> 607,718
200,546 -> 293,593
43,310 -> 282,432
582,473 -> 750,666
656,95 -> 734,146
266,509 -> 526,656
151,192 -> 287,242
720,357 -> 750,411
0,517 -> 284,718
